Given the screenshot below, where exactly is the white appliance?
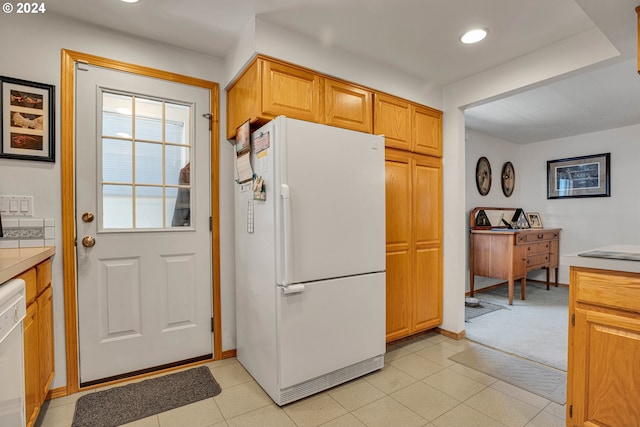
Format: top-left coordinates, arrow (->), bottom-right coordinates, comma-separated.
0,279 -> 26,427
234,116 -> 386,405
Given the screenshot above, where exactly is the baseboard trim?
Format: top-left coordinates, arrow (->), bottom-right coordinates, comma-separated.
46,386 -> 69,400
436,327 -> 466,340
221,349 -> 237,359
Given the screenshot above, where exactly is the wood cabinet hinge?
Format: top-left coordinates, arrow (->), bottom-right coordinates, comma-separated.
209,216 -> 212,232
572,313 -> 575,326
569,404 -> 573,418
211,317 -> 214,333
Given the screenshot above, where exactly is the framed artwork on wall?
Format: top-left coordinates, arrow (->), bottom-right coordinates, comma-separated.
547,153 -> 610,199
0,76 -> 55,162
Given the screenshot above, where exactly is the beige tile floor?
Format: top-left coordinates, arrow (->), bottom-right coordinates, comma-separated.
35,333 -> 566,427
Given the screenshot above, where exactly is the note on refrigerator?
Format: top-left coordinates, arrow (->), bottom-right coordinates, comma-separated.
236,151 -> 253,183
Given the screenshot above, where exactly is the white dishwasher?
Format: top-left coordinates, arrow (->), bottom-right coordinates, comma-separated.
0,278 -> 26,427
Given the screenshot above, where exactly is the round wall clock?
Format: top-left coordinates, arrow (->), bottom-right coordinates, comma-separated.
501,161 -> 515,197
475,157 -> 491,196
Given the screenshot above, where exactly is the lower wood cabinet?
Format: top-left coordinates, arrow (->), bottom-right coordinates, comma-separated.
18,258 -> 54,427
385,148 -> 442,342
567,266 -> 640,426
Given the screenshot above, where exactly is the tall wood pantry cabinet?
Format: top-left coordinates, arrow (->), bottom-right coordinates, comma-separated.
226,56 -> 443,343
384,150 -> 442,341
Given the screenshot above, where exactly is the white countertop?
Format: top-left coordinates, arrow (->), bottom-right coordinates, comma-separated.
561,244 -> 640,274
0,246 -> 55,283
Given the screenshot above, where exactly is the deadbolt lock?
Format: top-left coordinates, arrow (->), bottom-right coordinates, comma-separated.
82,212 -> 95,223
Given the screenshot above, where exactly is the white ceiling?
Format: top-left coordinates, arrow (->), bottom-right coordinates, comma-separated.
46,0 -> 640,144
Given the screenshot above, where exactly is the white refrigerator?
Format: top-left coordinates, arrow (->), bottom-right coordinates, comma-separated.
234,116 -> 386,406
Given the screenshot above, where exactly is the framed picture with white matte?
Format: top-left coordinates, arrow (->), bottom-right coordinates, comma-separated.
0,76 -> 55,162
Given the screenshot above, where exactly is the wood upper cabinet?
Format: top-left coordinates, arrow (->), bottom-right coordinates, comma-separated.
226,56 -> 434,140
412,104 -> 442,157
261,59 -> 323,123
374,93 -> 442,156
567,267 -> 640,426
385,148 -> 442,342
324,78 -> 372,133
226,57 -> 323,139
374,93 -> 411,150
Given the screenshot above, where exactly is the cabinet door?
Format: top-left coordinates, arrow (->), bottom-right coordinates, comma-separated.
226,59 -> 260,139
36,259 -> 51,295
37,286 -> 54,402
385,149 -> 412,342
412,154 -> 443,330
24,302 -> 39,427
261,59 -> 323,123
375,94 -> 410,150
570,308 -> 640,426
412,105 -> 442,156
324,78 -> 372,133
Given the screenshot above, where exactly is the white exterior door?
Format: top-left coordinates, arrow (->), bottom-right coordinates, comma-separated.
75,64 -> 212,384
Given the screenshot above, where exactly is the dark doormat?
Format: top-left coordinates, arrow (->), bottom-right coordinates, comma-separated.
72,366 -> 221,427
449,346 -> 566,404
465,300 -> 506,322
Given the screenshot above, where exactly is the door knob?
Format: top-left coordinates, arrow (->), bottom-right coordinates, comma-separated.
82,212 -> 95,223
82,236 -> 96,248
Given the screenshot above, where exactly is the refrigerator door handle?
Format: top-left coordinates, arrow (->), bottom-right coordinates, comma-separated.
281,184 -> 295,287
280,283 -> 305,294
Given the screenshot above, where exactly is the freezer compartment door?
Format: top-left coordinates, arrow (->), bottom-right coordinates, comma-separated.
276,272 -> 385,389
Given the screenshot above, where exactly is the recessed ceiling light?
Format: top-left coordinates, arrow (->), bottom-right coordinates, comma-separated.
121,0 -> 140,3
461,28 -> 488,44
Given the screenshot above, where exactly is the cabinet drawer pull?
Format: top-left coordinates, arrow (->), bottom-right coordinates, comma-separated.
537,233 -> 544,239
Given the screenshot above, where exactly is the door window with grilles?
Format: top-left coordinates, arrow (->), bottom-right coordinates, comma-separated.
100,91 -> 193,230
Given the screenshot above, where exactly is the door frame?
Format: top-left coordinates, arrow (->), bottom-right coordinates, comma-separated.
60,49 -> 221,395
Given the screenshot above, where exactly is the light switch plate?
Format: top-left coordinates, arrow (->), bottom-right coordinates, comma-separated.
0,196 -> 33,216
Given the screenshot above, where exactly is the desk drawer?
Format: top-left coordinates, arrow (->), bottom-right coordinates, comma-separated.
526,253 -> 549,269
527,241 -> 550,255
517,230 -> 559,244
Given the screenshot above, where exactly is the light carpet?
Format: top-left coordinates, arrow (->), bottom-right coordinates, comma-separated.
465,283 -> 568,371
449,345 -> 566,405
72,366 -> 221,427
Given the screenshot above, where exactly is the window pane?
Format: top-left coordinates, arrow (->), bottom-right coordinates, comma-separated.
167,187 -> 190,227
165,145 -> 190,185
102,93 -> 132,138
136,186 -> 163,228
135,142 -> 162,185
103,185 -> 132,229
165,103 -> 190,144
135,98 -> 163,141
102,139 -> 132,183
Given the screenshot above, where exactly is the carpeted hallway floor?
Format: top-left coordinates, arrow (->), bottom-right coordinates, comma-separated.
464,282 -> 569,372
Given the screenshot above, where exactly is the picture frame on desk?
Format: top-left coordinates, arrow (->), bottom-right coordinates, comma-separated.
547,153 -> 610,199
526,212 -> 543,228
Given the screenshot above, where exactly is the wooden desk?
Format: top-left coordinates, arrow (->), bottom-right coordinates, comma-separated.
469,228 -> 560,305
